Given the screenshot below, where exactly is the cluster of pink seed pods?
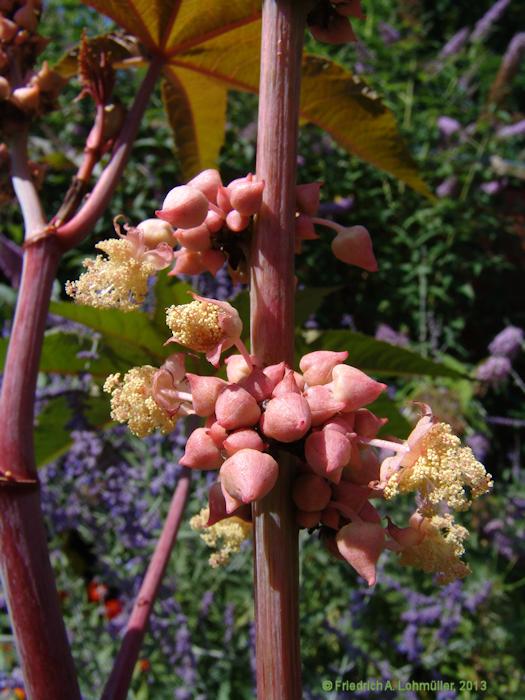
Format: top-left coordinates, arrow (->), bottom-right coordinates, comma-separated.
178,349 -> 396,583
154,171 -> 377,280
155,170 -> 264,277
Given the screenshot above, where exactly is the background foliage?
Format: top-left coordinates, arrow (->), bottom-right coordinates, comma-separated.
1,0 -> 524,698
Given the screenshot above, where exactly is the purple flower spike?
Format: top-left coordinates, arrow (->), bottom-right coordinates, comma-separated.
375,323 -> 410,347
476,355 -> 512,384
488,325 -> 524,357
439,27 -> 470,58
471,0 -> 511,42
466,433 -> 490,461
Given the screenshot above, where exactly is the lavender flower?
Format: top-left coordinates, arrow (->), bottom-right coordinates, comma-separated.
375,323 -> 410,347
496,119 -> 525,139
439,27 -> 470,58
317,195 -> 354,218
480,180 -> 506,195
378,21 -> 400,45
490,33 -> 525,103
436,176 -> 459,199
471,0 -> 511,42
437,116 -> 461,138
488,325 -> 524,358
476,355 -> 512,384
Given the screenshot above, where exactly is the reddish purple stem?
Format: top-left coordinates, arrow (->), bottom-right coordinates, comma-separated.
0,59 -> 163,699
101,468 -> 191,700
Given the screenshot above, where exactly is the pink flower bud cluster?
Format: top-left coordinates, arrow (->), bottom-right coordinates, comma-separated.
180,350 -> 390,572
1,2 -> 65,121
150,171 -> 376,285
155,169 -> 264,278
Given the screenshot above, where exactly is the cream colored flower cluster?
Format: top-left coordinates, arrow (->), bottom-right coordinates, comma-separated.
190,507 -> 251,568
66,239 -> 157,311
384,422 -> 493,515
398,514 -> 470,585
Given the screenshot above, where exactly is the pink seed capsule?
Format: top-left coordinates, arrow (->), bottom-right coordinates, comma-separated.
180,428 -> 223,470
296,182 -> 322,216
228,180 -> 265,216
292,474 -> 332,512
260,393 -> 312,443
137,219 -> 175,248
296,510 -> 322,529
331,225 -> 378,271
220,449 -> 279,512
175,224 -> 211,252
330,364 -> 386,413
225,209 -> 250,232
299,350 -> 348,386
223,429 -> 266,456
187,169 -> 223,204
304,430 -> 352,483
336,521 -> 385,586
186,374 -> 227,417
215,386 -> 261,430
156,185 -> 209,229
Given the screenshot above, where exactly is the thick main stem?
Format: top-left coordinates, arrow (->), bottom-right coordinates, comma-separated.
0,237 -> 81,698
0,60 -> 162,699
250,2 -> 306,698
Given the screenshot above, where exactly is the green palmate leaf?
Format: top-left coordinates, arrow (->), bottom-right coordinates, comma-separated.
152,269 -> 194,331
49,300 -> 169,363
79,0 -> 430,192
301,329 -> 466,379
161,73 -> 228,178
35,394 -> 111,467
28,331 -> 121,378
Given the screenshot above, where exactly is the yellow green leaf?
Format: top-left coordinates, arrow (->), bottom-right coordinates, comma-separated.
79,0 -> 430,193
162,71 -> 227,178
299,55 -> 433,198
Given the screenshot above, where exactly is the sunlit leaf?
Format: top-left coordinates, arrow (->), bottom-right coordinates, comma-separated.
49,300 -> 169,362
162,73 -> 227,178
299,56 -> 433,198
78,0 -> 429,191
